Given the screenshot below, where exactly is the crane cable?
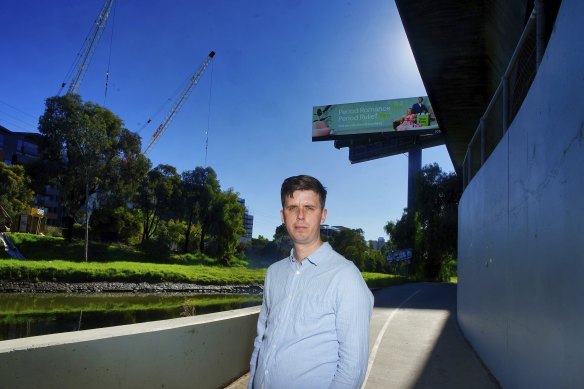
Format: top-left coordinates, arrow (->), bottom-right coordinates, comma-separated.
137,75 -> 190,134
204,60 -> 214,167
104,0 -> 118,101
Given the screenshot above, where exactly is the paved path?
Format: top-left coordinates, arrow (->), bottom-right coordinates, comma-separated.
227,283 -> 500,389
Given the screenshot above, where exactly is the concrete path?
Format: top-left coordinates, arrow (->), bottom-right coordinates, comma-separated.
226,283 -> 500,389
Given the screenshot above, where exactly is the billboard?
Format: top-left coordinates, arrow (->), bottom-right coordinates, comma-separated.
312,96 -> 438,141
387,248 -> 412,263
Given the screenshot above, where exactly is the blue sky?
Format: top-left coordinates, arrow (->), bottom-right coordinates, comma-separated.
1,0 -> 454,241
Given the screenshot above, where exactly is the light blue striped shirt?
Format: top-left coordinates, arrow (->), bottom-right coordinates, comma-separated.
249,242 -> 374,389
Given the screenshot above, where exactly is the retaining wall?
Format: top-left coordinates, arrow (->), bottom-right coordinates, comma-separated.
0,306 -> 260,389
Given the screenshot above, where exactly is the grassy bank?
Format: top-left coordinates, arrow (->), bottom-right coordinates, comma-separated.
4,233 -> 244,266
1,233 -> 410,288
0,259 -> 266,285
0,259 -> 408,289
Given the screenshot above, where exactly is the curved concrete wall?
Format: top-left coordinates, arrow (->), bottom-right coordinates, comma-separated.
0,306 -> 260,389
457,0 -> 584,387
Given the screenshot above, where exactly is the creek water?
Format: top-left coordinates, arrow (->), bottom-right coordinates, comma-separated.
0,293 -> 262,342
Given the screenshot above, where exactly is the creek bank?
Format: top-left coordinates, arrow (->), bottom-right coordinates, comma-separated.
0,281 -> 263,294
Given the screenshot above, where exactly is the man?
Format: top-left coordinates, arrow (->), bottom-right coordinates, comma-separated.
411,96 -> 428,114
249,175 -> 374,389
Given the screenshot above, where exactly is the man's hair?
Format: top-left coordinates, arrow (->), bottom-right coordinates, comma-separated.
418,97 -> 424,101
281,175 -> 327,209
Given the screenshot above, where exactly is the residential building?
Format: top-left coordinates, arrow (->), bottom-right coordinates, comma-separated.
0,125 -> 40,166
0,125 -> 63,228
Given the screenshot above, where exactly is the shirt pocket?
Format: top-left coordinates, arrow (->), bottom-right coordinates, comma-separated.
295,292 -> 335,333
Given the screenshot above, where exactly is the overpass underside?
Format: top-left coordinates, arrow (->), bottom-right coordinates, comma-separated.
395,0 -> 584,386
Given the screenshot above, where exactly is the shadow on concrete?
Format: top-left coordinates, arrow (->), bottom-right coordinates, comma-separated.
367,283 -> 500,389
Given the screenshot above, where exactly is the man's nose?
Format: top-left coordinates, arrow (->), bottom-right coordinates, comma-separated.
297,207 -> 305,219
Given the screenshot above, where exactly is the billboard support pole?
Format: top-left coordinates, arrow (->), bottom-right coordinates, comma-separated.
407,147 -> 422,213
407,146 -> 422,275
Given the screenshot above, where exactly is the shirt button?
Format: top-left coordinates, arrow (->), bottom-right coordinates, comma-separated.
265,370 -> 269,375
296,270 -> 300,275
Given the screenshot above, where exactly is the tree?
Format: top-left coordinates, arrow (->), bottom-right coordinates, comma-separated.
384,209 -> 422,275
385,163 -> 461,280
90,206 -> 142,244
328,228 -> 369,271
179,167 -> 220,253
153,219 -> 201,255
177,167 -> 247,263
206,189 -> 246,264
99,128 -> 150,207
37,94 -> 149,241
0,162 -> 34,228
135,164 -> 181,242
367,249 -> 388,273
415,163 -> 461,280
243,235 -> 286,268
273,223 -> 292,253
384,210 -> 416,252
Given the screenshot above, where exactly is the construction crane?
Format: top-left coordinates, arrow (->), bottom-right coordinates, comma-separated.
143,51 -> 216,155
60,0 -> 115,95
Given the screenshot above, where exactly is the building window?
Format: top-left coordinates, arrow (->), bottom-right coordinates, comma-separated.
17,140 -> 38,156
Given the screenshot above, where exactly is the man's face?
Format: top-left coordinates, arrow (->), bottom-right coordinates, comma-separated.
418,97 -> 423,104
281,190 -> 326,247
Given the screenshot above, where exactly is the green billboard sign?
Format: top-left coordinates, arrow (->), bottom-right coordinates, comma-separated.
312,96 -> 438,141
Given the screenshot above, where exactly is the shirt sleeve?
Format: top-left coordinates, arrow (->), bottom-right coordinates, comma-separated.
329,265 -> 374,389
248,269 -> 270,389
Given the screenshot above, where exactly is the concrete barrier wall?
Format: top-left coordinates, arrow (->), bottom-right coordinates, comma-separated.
457,0 -> 584,387
0,306 -> 260,389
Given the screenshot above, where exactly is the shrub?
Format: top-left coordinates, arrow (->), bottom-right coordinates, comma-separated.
44,226 -> 63,238
438,255 -> 457,282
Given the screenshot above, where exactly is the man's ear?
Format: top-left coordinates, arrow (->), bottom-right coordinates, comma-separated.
280,209 -> 284,224
321,208 -> 327,223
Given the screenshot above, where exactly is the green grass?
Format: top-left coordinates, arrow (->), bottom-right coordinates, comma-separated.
6,232 -> 232,265
2,233 -> 413,288
0,260 -> 409,288
0,259 -> 266,285
8,233 -> 157,262
362,272 -> 411,288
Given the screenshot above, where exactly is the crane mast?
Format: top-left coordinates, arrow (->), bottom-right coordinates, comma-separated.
62,0 -> 115,95
143,51 -> 216,155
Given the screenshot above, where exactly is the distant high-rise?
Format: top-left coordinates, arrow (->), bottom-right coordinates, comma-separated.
237,198 -> 254,242
371,237 -> 386,251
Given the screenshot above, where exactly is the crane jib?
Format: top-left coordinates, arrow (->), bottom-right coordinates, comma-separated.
142,51 -> 216,155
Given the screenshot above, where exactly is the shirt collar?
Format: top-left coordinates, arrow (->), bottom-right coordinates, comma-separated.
289,242 -> 332,266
